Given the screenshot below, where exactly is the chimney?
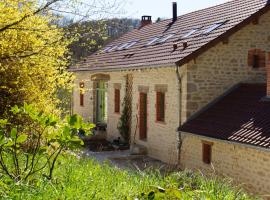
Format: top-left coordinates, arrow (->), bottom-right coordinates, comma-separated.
267,52 -> 270,97
140,16 -> 152,28
172,2 -> 177,22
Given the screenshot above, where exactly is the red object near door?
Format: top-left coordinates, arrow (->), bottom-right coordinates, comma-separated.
139,92 -> 147,140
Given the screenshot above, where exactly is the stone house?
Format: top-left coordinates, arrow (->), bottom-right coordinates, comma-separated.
70,0 -> 270,195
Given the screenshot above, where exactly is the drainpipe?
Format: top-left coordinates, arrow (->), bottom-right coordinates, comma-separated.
176,65 -> 182,166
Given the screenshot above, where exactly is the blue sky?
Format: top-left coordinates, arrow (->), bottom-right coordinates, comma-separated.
124,0 -> 229,20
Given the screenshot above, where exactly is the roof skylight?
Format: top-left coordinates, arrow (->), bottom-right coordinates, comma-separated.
117,43 -> 130,50
156,34 -> 175,43
117,40 -> 138,50
145,37 -> 160,46
125,40 -> 138,49
203,21 -> 228,35
182,29 -> 199,39
103,46 -> 113,53
107,45 -> 119,52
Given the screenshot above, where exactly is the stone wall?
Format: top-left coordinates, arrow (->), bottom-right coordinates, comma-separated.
73,71 -> 94,122
183,10 -> 270,121
72,67 -> 182,164
180,132 -> 270,195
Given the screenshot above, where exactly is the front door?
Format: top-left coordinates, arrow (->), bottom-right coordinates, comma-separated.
139,92 -> 147,140
96,81 -> 107,123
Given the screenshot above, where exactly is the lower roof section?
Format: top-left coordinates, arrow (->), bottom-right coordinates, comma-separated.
180,83 -> 270,149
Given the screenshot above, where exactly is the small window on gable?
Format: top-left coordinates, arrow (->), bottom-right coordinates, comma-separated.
79,82 -> 85,107
202,21 -> 227,35
248,49 -> 265,68
114,88 -> 120,113
156,92 -> 165,122
202,142 -> 212,164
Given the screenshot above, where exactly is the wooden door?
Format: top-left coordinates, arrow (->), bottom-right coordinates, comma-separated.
139,92 -> 147,140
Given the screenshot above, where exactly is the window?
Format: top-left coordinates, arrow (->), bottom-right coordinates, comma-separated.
202,21 -> 228,35
117,43 -> 129,50
125,40 -> 138,49
114,89 -> 120,113
156,92 -> 165,122
145,37 -> 160,46
253,54 -> 260,68
103,46 -> 112,53
248,49 -> 265,68
202,142 -> 212,164
156,34 -> 175,44
107,45 -> 119,52
79,82 -> 85,107
182,29 -> 198,39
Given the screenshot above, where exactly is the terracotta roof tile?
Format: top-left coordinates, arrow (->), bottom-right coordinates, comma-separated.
180,84 -> 270,148
71,0 -> 269,71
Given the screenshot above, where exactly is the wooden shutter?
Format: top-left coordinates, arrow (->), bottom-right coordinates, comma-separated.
80,93 -> 84,106
139,93 -> 147,140
114,89 -> 120,113
79,82 -> 84,106
156,92 -> 165,122
202,143 -> 212,164
248,49 -> 266,68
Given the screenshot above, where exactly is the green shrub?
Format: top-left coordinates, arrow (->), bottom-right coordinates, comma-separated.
0,103 -> 94,182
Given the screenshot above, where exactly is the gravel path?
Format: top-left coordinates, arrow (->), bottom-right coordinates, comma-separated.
81,149 -> 173,172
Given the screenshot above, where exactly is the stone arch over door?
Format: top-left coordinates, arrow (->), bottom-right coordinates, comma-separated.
91,74 -> 110,124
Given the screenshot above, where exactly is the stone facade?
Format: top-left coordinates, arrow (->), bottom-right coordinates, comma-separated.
73,67 -> 182,164
72,9 -> 270,174
180,132 -> 270,195
182,10 -> 270,121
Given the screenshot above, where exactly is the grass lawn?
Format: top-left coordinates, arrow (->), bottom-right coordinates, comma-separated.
0,154 -> 257,200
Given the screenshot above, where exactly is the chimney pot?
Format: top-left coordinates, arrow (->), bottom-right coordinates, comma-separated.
140,15 -> 152,28
173,2 -> 177,22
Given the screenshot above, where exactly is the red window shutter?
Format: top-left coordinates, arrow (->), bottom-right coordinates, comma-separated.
202,143 -> 212,164
139,93 -> 147,140
114,89 -> 120,113
80,93 -> 84,106
156,92 -> 165,122
248,49 -> 266,68
79,82 -> 84,106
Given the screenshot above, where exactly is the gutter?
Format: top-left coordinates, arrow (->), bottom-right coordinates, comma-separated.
68,63 -> 176,73
175,64 -> 182,166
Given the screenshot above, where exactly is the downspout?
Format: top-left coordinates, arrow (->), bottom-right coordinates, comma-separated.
176,65 -> 182,166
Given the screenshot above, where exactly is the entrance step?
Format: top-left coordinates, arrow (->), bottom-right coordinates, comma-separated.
130,144 -> 147,155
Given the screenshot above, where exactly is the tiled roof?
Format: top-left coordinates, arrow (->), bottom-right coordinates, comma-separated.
71,0 -> 269,72
180,84 -> 270,149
